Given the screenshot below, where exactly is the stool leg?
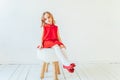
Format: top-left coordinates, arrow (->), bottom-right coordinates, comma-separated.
52,62 -> 58,80
56,62 -> 60,74
40,62 -> 46,79
45,63 -> 49,72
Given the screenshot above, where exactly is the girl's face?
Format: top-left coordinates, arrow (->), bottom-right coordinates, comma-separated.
44,13 -> 52,25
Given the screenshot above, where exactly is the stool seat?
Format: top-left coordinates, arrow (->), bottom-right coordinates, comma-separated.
37,48 -> 59,63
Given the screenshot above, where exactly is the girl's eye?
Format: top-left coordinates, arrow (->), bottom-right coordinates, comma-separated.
44,18 -> 47,20
48,16 -> 50,18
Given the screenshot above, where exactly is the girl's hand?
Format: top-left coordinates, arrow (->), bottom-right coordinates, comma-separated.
37,45 -> 43,49
60,45 -> 66,49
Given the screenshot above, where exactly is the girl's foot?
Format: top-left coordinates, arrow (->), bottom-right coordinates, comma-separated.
63,66 -> 74,73
68,68 -> 74,73
70,63 -> 76,67
63,63 -> 76,73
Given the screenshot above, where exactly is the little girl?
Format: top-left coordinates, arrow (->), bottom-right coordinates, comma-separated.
37,11 -> 76,73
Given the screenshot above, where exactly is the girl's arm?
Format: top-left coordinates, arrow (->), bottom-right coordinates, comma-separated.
40,27 -> 44,47
37,27 -> 44,49
57,29 -> 66,49
57,29 -> 62,42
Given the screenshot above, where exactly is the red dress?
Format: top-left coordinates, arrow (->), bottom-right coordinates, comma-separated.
42,24 -> 64,48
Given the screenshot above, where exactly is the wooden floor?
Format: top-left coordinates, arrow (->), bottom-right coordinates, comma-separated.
0,62 -> 120,80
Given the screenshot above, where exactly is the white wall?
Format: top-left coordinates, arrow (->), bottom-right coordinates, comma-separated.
0,0 -> 120,64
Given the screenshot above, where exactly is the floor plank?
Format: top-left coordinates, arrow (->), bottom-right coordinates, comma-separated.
98,63 -> 120,80
0,63 -> 120,80
17,64 -> 31,80
9,64 -> 25,80
0,64 -> 19,80
81,63 -> 111,80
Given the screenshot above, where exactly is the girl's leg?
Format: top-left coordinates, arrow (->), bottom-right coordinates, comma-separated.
52,44 -> 70,66
52,44 -> 76,73
60,47 -> 69,60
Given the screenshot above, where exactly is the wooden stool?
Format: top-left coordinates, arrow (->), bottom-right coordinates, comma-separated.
37,48 -> 61,80
40,61 -> 60,80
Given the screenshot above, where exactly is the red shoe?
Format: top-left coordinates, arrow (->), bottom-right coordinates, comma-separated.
63,63 -> 76,69
63,64 -> 75,73
63,66 -> 74,73
70,63 -> 76,67
68,68 -> 74,73
63,65 -> 72,69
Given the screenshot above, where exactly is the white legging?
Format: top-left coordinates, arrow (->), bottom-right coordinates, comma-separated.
52,44 -> 71,66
